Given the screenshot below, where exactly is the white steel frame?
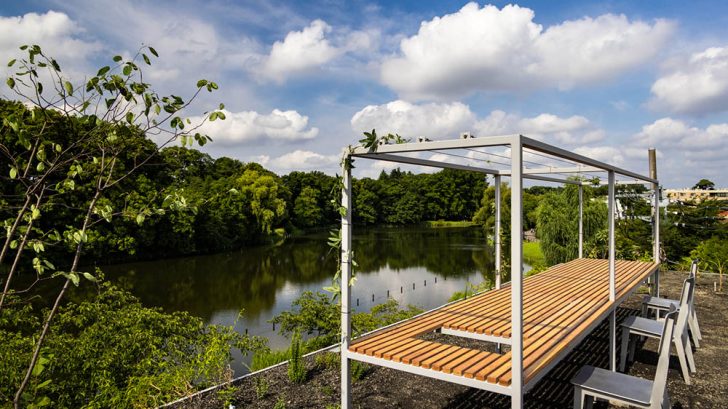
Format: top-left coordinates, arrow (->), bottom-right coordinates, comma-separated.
339,134 -> 661,409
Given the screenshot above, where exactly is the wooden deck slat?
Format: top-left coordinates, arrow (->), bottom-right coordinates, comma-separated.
348,258 -> 657,389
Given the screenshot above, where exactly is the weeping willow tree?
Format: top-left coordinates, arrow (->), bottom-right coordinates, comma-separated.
536,184 -> 607,265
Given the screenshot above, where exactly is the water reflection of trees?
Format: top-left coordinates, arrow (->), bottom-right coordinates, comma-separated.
102,227 -> 496,321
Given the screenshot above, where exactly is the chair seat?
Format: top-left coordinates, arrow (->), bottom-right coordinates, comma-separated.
572,366 -> 653,406
643,296 -> 678,310
623,315 -> 663,337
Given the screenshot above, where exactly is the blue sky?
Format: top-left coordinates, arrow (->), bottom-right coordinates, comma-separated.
2,0 -> 727,188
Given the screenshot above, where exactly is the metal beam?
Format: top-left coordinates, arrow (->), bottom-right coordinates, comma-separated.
578,185 -> 583,258
350,134 -> 516,156
510,136 -> 524,409
340,160 -> 352,409
522,166 -> 602,175
356,153 -> 502,175
346,350 -> 513,395
524,174 -> 582,185
608,170 -> 616,372
495,175 -> 502,289
522,136 -> 657,184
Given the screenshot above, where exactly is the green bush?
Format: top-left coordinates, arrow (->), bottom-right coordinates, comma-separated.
287,331 -> 306,384
0,284 -> 265,408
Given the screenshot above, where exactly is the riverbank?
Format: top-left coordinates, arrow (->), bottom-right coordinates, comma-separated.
166,268 -> 728,408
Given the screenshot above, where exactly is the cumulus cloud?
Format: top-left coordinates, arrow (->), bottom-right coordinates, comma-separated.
0,11 -> 101,76
351,100 -> 603,145
351,100 -> 475,139
189,109 -> 318,145
649,46 -> 728,115
267,150 -> 339,171
573,146 -> 625,167
381,3 -> 674,99
255,19 -> 376,83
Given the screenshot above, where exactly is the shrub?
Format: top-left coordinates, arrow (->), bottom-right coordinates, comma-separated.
287,331 -> 306,384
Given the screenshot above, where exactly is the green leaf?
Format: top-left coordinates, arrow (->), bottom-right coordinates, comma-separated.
219,103 -> 225,110
9,167 -> 17,179
51,59 -> 61,71
122,65 -> 132,76
149,47 -> 158,57
113,55 -> 122,62
32,207 -> 40,220
125,111 -> 134,124
68,272 -> 80,287
142,53 -> 151,65
7,59 -> 16,67
6,77 -> 15,88
209,111 -> 218,121
82,272 -> 96,282
64,81 -> 73,96
136,214 -> 145,225
97,66 -> 110,76
36,162 -> 45,172
196,79 -> 208,88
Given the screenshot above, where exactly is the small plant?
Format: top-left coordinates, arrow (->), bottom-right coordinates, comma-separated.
274,396 -> 286,409
320,385 -> 334,396
351,360 -> 370,382
325,404 -> 341,409
315,352 -> 340,370
253,376 -> 269,399
216,385 -> 235,408
287,331 -> 306,384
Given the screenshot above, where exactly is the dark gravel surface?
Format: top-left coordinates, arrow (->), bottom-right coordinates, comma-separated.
169,269 -> 727,409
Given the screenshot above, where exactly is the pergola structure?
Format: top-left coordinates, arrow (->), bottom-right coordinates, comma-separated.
339,134 -> 661,409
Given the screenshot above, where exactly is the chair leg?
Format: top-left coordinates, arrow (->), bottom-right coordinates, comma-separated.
683,334 -> 697,373
629,335 -> 637,362
690,309 -> 702,346
573,387 -> 584,409
674,337 -> 692,385
620,327 -> 630,372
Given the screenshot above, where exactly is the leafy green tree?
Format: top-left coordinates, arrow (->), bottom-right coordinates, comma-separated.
536,184 -> 607,265
1,44 -> 224,407
693,179 -> 715,190
293,186 -> 323,228
692,237 -> 728,291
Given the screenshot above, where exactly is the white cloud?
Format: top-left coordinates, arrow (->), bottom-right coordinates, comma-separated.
255,20 -> 377,83
267,150 -> 339,171
573,146 -> 625,167
351,100 -> 475,139
381,3 -> 674,99
190,109 -> 318,145
0,11 -> 101,76
351,100 -> 603,146
649,46 -> 728,115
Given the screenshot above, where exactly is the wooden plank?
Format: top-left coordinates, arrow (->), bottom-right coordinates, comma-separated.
347,259 -> 658,390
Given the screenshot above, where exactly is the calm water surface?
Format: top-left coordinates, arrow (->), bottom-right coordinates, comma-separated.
101,226 -> 507,374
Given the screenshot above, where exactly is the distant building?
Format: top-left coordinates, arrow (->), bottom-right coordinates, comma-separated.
664,188 -> 728,203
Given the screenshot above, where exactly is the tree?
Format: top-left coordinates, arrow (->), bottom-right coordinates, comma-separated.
293,186 -> 323,227
1,44 -> 225,407
691,237 -> 728,292
536,184 -> 607,265
693,179 -> 715,190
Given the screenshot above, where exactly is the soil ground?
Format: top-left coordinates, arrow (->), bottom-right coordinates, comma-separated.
169,269 -> 728,409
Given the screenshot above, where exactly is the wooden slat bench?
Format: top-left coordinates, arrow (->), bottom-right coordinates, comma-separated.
347,258 -> 658,391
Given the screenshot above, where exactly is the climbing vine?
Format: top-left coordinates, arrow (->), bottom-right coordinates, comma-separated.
324,130 -> 409,300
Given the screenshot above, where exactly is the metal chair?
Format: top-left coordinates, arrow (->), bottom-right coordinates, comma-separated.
572,307 -> 678,409
622,277 -> 695,384
642,260 -> 702,348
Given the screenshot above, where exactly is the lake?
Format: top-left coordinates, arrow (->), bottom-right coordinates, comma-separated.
101,226 -> 508,374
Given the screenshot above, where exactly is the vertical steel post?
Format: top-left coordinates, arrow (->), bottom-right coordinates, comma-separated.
495,175 -> 502,289
340,159 -> 352,409
578,184 -> 584,259
608,170 -> 616,371
649,148 -> 660,297
510,137 -> 523,409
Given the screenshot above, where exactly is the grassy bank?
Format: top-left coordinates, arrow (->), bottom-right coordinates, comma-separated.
423,220 -> 479,228
523,241 -> 546,269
